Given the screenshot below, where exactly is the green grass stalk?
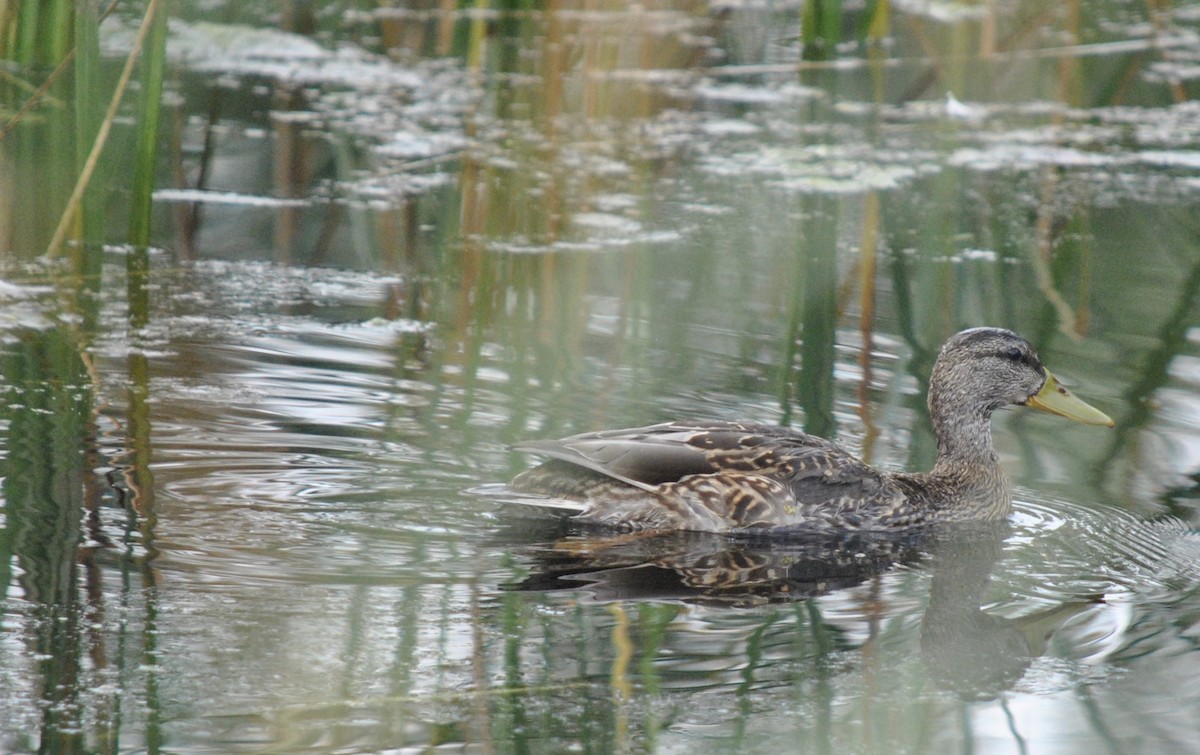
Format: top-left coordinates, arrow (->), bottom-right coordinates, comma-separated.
44,0 -> 73,66
13,1 -> 39,66
466,0 -> 488,70
0,3 -> 15,61
45,0 -> 161,260
802,0 -> 843,60
128,0 -> 169,327
74,0 -> 104,290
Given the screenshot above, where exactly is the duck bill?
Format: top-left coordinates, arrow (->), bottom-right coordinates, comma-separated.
1026,371 -> 1114,427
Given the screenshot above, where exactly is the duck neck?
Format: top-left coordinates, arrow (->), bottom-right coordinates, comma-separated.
930,410 -> 1000,476
924,361 -> 1006,477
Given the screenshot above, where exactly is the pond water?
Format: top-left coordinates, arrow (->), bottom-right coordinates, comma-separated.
3,1 -> 1200,752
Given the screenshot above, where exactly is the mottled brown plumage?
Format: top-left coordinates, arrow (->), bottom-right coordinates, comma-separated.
510,328 -> 1114,533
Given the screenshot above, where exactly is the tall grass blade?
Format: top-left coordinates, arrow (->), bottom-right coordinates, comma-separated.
44,0 -> 72,66
45,0 -> 161,260
74,0 -> 104,299
129,0 -> 168,248
128,0 -> 169,327
13,1 -> 39,66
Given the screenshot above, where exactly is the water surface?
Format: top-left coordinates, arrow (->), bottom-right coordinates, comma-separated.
3,2 -> 1200,752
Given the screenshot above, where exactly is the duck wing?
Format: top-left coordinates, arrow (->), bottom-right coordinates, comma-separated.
514,420 -> 873,492
515,421 -> 735,491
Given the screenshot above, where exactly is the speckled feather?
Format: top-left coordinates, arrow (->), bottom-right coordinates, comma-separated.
510,328 -> 1099,533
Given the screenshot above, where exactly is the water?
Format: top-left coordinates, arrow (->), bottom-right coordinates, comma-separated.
3,1 -> 1200,752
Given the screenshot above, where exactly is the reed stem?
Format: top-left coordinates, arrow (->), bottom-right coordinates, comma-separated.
46,0 -> 161,260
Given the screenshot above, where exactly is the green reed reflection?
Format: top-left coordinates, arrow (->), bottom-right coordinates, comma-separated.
0,328 -> 92,752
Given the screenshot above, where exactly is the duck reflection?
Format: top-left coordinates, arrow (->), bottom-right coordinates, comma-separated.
918,521 -> 1103,700
508,524 -> 930,606
506,512 -> 1100,700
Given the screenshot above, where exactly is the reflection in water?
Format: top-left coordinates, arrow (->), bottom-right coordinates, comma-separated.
1,329 -> 94,751
508,514 -> 1099,701
508,526 -> 929,606
918,522 -> 1102,701
0,317 -> 162,750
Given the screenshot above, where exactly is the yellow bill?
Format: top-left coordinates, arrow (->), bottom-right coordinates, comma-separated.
1026,370 -> 1114,427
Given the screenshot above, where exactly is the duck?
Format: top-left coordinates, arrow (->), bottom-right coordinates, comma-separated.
509,327 -> 1114,533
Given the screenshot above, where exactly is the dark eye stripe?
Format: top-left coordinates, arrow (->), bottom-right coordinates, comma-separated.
997,346 -> 1039,369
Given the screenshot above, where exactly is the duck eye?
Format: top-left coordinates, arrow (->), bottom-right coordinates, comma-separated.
1004,347 -> 1022,360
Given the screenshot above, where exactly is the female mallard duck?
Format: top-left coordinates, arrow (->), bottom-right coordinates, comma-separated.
510,328 -> 1113,533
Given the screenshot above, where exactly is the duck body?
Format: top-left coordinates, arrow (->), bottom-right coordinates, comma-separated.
512,420 -> 1010,531
510,328 -> 1113,534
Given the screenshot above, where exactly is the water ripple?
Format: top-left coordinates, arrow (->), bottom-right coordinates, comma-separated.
1007,497 -> 1200,601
